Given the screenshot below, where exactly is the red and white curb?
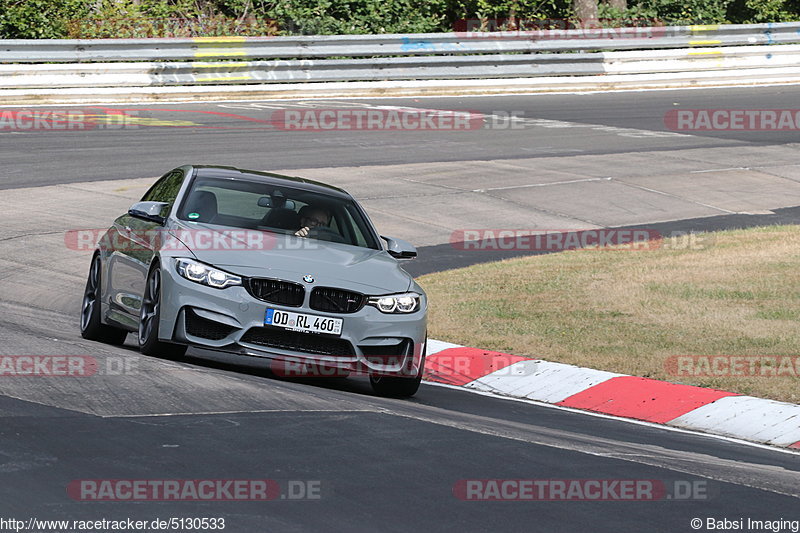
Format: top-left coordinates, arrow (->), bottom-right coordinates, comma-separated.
423,339 -> 800,450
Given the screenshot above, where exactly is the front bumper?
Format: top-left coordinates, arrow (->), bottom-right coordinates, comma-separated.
158,259 -> 427,377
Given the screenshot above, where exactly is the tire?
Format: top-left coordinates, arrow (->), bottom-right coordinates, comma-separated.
370,373 -> 422,398
138,265 -> 187,360
80,255 -> 128,345
370,342 -> 425,398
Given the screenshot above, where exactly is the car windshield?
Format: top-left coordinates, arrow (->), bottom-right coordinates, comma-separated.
176,175 -> 381,250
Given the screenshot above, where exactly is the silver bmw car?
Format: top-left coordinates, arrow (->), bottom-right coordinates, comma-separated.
80,165 -> 427,397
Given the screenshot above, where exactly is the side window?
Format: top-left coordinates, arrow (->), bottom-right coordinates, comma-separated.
142,170 -> 185,204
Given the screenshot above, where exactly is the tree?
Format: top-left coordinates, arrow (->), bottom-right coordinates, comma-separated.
573,0 -> 598,21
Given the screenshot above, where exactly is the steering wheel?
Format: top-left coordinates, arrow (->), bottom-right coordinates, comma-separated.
307,227 -> 347,244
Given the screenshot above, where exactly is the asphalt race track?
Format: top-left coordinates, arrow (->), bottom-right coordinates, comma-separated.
0,86 -> 799,531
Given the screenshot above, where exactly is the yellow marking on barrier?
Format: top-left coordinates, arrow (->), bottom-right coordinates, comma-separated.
688,50 -> 723,55
192,36 -> 247,43
689,25 -> 719,32
196,76 -> 254,82
193,36 -> 248,59
689,40 -> 722,45
192,62 -> 250,68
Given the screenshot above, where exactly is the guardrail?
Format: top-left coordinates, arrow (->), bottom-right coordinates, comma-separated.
3,44 -> 799,88
0,22 -> 799,91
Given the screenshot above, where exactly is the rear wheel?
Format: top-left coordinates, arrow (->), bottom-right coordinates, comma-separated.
370,341 -> 425,398
138,265 -> 187,360
80,255 -> 128,345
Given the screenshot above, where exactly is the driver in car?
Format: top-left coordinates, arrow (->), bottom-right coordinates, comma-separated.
294,205 -> 331,238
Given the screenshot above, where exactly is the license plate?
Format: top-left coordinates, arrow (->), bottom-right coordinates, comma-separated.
265,308 -> 343,336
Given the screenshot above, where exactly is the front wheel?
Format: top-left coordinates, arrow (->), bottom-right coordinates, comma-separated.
370,373 -> 423,398
138,265 -> 187,360
80,255 -> 128,345
370,344 -> 425,398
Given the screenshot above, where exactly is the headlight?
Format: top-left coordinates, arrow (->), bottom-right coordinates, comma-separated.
175,258 -> 242,289
367,292 -> 421,314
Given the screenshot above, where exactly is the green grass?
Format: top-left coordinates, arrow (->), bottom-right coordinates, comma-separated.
418,225 -> 800,404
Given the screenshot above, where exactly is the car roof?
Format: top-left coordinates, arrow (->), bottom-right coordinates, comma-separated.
190,165 -> 352,200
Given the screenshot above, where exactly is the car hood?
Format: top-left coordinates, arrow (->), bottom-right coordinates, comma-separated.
169,222 -> 412,294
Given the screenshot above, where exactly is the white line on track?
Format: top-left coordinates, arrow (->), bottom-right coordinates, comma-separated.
690,167 -> 750,173
108,409 -> 378,418
475,176 -> 611,192
615,180 -> 738,213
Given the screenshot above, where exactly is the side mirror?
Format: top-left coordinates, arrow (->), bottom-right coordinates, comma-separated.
128,201 -> 170,225
381,236 -> 417,260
